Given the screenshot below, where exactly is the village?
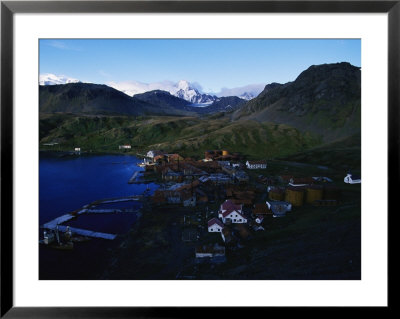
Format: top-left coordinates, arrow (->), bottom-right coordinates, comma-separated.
39,145 -> 361,279
129,148 -> 361,273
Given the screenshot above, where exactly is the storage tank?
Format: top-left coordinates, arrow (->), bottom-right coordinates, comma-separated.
306,185 -> 323,204
285,187 -> 305,206
269,187 -> 285,201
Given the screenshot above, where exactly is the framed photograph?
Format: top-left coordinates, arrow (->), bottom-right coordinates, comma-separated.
1,0 -> 395,316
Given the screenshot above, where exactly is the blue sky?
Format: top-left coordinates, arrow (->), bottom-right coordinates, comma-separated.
39,39 -> 361,93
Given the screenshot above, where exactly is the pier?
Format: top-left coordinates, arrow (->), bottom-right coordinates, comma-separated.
128,171 -> 141,184
53,225 -> 116,240
41,195 -> 143,241
85,208 -> 138,214
42,214 -> 76,229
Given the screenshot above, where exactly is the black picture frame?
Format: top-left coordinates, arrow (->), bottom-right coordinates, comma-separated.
1,0 -> 395,317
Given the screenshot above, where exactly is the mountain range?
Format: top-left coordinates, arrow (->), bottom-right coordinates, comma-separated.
39,62 -> 361,161
40,75 -> 261,102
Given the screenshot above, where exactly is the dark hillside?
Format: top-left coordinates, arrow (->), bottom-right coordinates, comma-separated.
234,62 -> 361,142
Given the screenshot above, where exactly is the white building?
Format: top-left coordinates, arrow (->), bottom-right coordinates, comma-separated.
218,200 -> 247,224
246,160 -> 267,169
119,145 -> 131,150
208,218 -> 224,232
146,150 -> 163,159
344,173 -> 361,184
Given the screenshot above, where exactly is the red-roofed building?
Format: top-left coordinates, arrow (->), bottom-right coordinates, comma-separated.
218,200 -> 247,224
208,218 -> 224,232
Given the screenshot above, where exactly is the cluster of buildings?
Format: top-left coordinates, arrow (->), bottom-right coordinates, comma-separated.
147,149 -> 265,208
200,172 -> 346,262
141,148 -> 355,264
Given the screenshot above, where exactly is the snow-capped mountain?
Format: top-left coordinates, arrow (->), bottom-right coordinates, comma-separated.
39,73 -> 80,85
172,80 -> 216,104
108,79 -> 217,104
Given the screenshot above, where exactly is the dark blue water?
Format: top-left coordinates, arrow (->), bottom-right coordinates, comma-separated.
39,152 -> 159,279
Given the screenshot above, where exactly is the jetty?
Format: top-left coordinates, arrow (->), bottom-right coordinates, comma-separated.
41,195 -> 143,241
128,171 -> 140,184
42,214 -> 76,229
54,225 -> 116,240
85,208 -> 138,214
93,195 -> 143,205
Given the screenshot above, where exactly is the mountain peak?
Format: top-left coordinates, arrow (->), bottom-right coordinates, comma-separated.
39,73 -> 80,86
177,80 -> 191,91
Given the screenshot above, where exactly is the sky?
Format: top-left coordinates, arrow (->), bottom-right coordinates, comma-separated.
39,39 -> 361,93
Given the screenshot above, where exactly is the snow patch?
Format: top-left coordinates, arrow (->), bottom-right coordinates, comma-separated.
39,73 -> 80,85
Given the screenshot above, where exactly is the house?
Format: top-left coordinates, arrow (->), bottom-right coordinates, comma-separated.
146,150 -> 164,159
344,173 -> 361,184
266,200 -> 292,217
162,168 -> 184,182
208,218 -> 224,232
234,170 -> 249,183
153,154 -> 166,163
166,154 -> 184,163
218,199 -> 247,224
206,173 -> 233,185
119,144 -> 131,150
74,147 -> 81,152
246,160 -> 267,169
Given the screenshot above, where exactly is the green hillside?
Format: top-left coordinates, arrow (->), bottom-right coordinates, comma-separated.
39,114 -> 322,159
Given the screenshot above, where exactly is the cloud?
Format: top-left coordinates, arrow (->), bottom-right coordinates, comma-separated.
107,80 -> 180,97
215,84 -> 266,97
98,70 -> 112,78
46,40 -> 82,51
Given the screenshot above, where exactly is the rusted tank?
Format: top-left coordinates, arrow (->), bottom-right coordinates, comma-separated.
285,187 -> 305,206
269,187 -> 285,201
306,185 -> 323,204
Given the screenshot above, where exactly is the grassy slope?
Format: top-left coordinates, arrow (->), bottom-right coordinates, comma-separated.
280,133 -> 361,171
39,113 -> 322,159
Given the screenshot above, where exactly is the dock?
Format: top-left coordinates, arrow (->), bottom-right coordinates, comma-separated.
128,171 -> 141,184
53,225 -> 116,240
40,195 -> 144,241
94,195 -> 143,205
85,208 -> 138,214
42,213 -> 76,229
